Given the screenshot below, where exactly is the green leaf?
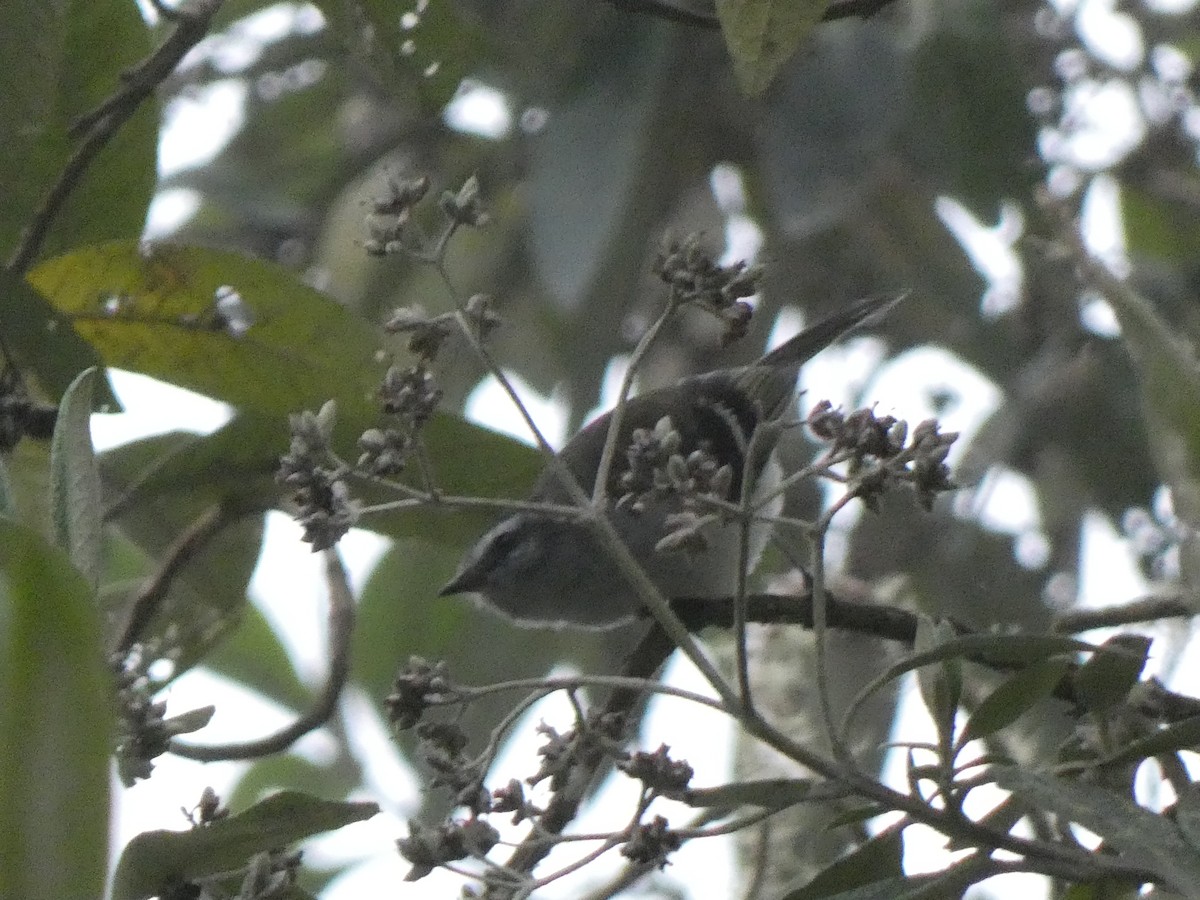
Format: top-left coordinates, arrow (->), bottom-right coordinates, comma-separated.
958,655 -> 1073,746
96,430 -> 267,664
0,0 -> 155,263
163,705 -> 216,736
905,3 -> 1039,208
1058,713 -> 1200,775
841,634 -> 1107,739
227,753 -> 360,817
0,520 -> 110,900
311,0 -> 482,111
0,268 -> 113,404
1072,634 -> 1152,714
0,3 -> 66,255
1086,255 -> 1200,586
715,0 -> 829,95
782,827 -> 903,899
683,778 -> 825,809
49,367 -> 102,588
795,873 -> 961,899
111,791 -> 379,900
28,241 -> 388,419
37,243 -> 543,546
0,455 -> 15,520
1121,185 -> 1200,265
995,767 -> 1200,897
913,616 -> 961,754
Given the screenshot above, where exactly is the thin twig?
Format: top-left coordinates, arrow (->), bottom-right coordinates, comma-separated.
115,500 -> 238,655
1051,594 -> 1194,633
590,304 -> 672,508
458,674 -> 728,715
6,0 -> 225,277
170,548 -> 356,760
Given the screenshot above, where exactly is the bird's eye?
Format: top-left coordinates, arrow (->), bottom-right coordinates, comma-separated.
490,526 -> 522,556
485,520 -> 542,572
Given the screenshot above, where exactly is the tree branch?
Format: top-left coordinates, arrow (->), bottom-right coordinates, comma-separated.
170,548 -> 356,761
115,499 -> 239,655
603,0 -> 906,30
5,0 -> 224,277
1051,594 -> 1194,633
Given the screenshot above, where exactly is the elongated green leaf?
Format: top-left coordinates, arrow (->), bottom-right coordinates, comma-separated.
782,827 -> 903,899
37,244 -> 542,545
0,520 -> 110,900
111,791 -> 379,900
1072,633 -> 1152,714
1057,714 -> 1200,775
716,0 -> 829,95
49,367 -> 102,587
913,616 -> 961,755
995,767 -> 1200,897
310,0 -> 482,110
683,778 -> 826,809
28,241 -> 387,419
841,634 -> 1108,739
793,873 -> 960,899
958,656 -> 1073,746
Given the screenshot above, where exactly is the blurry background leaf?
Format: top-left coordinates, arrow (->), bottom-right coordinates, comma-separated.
781,826 -> 903,899
715,0 -> 829,96
311,0 -> 483,111
0,521 -> 110,900
0,0 -> 155,262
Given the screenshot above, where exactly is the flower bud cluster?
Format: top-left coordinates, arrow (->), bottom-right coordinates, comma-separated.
654,233 -> 761,345
808,401 -> 957,510
277,401 -> 358,550
112,644 -> 214,786
386,659 -> 693,881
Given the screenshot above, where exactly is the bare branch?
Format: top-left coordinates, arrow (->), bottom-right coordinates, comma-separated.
115,499 -> 238,655
170,548 -> 356,761
5,0 -> 225,277
1052,594 -> 1194,633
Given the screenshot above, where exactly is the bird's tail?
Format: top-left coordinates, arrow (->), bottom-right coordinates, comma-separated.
758,291 -> 908,370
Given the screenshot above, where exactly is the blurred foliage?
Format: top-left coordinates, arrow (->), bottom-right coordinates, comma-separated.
7,0 -> 1200,895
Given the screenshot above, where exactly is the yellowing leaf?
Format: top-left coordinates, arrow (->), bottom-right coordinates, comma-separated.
28,241 -> 387,420
716,0 -> 829,95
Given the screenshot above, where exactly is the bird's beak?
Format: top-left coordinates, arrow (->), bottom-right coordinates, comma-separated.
438,566 -> 481,596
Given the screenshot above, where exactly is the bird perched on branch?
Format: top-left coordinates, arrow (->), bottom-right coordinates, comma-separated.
441,293 -> 905,628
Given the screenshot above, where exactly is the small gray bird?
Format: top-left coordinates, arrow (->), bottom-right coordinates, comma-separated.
441,293 -> 904,628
